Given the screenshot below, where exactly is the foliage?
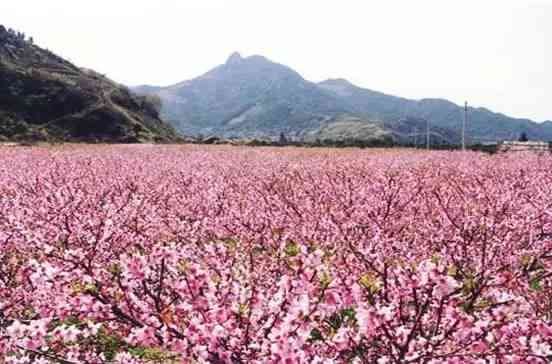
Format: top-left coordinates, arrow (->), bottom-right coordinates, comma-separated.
0,145 -> 551,363
0,24 -> 178,143
140,94 -> 163,118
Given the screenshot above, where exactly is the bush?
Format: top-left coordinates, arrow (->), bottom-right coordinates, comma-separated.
140,94 -> 162,118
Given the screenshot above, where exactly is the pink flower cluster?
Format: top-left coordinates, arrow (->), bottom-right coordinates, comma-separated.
0,145 -> 551,363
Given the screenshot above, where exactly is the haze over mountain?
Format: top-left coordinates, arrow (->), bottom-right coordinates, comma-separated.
134,52 -> 377,142
134,53 -> 552,144
0,25 -> 178,142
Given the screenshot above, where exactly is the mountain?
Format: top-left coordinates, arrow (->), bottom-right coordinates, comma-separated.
0,25 -> 179,142
135,53 -> 552,144
133,52 -> 386,142
318,79 -> 552,143
140,52 -> 357,139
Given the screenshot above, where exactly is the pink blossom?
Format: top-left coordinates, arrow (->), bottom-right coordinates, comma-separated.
1,146 -> 551,362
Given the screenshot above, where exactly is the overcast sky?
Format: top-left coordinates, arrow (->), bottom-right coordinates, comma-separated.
2,0 -> 551,121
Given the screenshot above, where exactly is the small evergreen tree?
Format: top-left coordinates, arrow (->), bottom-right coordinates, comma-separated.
279,132 -> 288,145
519,132 -> 529,142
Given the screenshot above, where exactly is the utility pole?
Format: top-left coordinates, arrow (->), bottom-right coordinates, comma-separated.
426,119 -> 430,150
462,101 -> 467,150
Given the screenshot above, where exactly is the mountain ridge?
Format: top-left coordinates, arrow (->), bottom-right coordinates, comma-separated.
318,78 -> 552,142
133,53 -> 356,140
132,52 -> 552,144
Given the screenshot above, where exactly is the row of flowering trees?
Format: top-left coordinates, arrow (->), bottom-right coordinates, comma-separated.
0,145 -> 551,363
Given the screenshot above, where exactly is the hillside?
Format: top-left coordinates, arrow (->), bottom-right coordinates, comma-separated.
319,79 -> 552,143
0,25 -> 179,142
133,53 -> 388,143
136,53 -> 351,139
136,53 -> 552,144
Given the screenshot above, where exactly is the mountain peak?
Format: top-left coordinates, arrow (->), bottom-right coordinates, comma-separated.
322,78 -> 354,87
318,78 -> 357,98
226,52 -> 243,65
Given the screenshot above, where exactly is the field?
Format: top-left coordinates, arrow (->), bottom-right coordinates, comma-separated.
1,145 -> 551,363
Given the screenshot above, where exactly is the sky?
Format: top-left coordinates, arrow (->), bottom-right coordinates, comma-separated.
2,0 -> 551,121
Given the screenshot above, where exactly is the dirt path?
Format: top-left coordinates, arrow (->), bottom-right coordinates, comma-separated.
45,92 -> 105,127
44,82 -> 139,128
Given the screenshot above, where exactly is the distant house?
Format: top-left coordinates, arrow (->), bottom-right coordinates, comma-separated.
498,141 -> 551,153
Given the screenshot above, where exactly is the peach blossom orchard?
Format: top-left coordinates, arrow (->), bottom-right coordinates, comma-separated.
1,145 -> 551,364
